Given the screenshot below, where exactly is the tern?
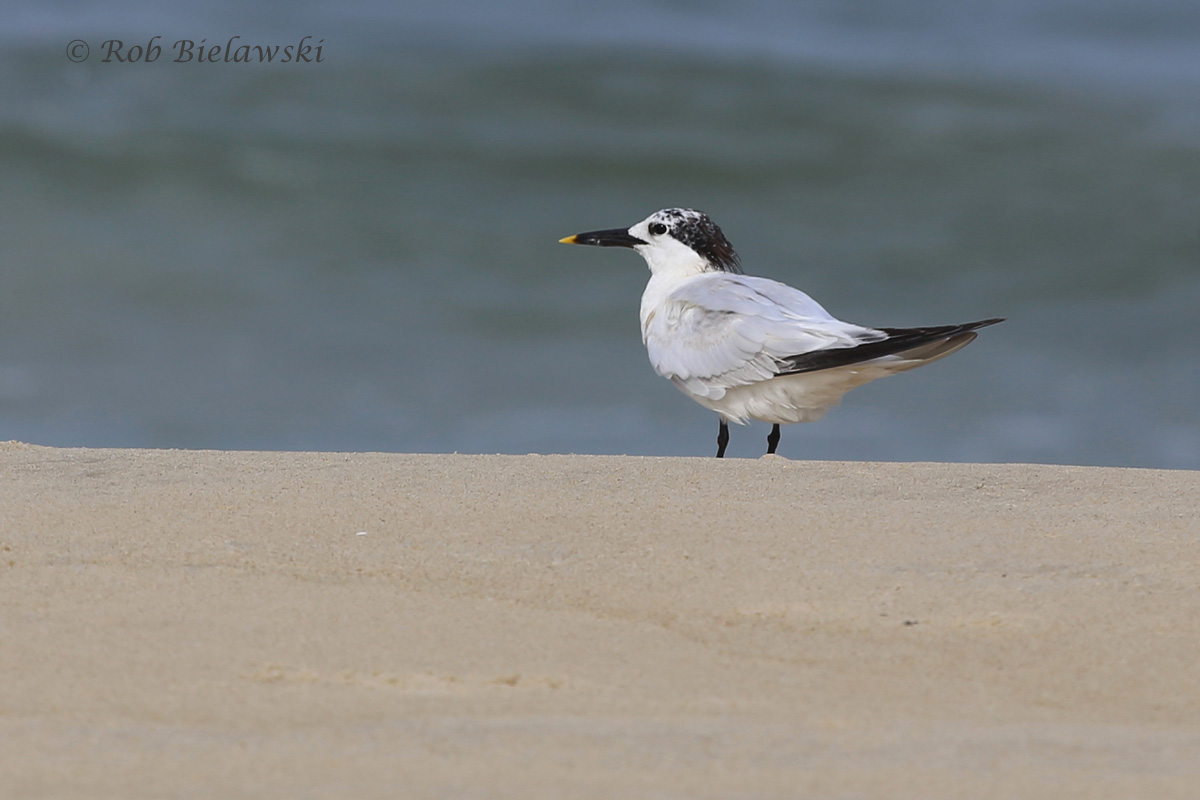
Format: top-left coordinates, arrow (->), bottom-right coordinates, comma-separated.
560,208 -> 1002,458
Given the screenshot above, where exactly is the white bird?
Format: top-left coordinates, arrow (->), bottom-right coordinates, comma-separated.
560,208 -> 1002,458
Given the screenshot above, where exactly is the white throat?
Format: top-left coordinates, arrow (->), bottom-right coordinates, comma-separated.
631,239 -> 711,280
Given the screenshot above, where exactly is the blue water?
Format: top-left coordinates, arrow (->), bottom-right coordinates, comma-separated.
2,1 -> 1199,466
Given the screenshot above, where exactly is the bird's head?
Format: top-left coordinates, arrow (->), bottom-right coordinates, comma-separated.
560,208 -> 741,277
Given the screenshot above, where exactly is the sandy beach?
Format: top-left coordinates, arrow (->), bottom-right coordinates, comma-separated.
2,441 -> 1198,798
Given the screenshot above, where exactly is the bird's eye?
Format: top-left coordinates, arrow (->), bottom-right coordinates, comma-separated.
648,222 -> 668,236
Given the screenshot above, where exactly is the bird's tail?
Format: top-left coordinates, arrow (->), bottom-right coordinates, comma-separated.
870,318 -> 1004,371
778,318 -> 1004,375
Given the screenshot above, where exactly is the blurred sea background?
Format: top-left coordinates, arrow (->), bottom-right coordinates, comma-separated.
2,0 -> 1199,466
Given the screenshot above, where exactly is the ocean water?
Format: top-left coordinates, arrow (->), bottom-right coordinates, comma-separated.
2,0 -> 1199,466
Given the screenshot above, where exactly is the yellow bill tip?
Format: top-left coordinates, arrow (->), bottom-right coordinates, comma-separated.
559,235 -> 578,244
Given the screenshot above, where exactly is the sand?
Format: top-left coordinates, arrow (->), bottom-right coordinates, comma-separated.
2,441 -> 1198,798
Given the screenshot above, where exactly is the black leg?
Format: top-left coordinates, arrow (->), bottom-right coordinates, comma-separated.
716,419 -> 729,458
766,423 -> 780,455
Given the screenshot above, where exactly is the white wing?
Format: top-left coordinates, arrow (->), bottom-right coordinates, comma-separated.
643,273 -> 884,400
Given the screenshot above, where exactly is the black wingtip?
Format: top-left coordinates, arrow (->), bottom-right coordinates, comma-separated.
778,316 -> 1004,375
876,317 -> 1005,341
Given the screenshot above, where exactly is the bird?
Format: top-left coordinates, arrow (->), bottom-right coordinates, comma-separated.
559,208 -> 1002,458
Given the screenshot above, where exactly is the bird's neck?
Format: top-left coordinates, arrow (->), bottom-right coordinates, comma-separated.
639,269 -> 705,343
